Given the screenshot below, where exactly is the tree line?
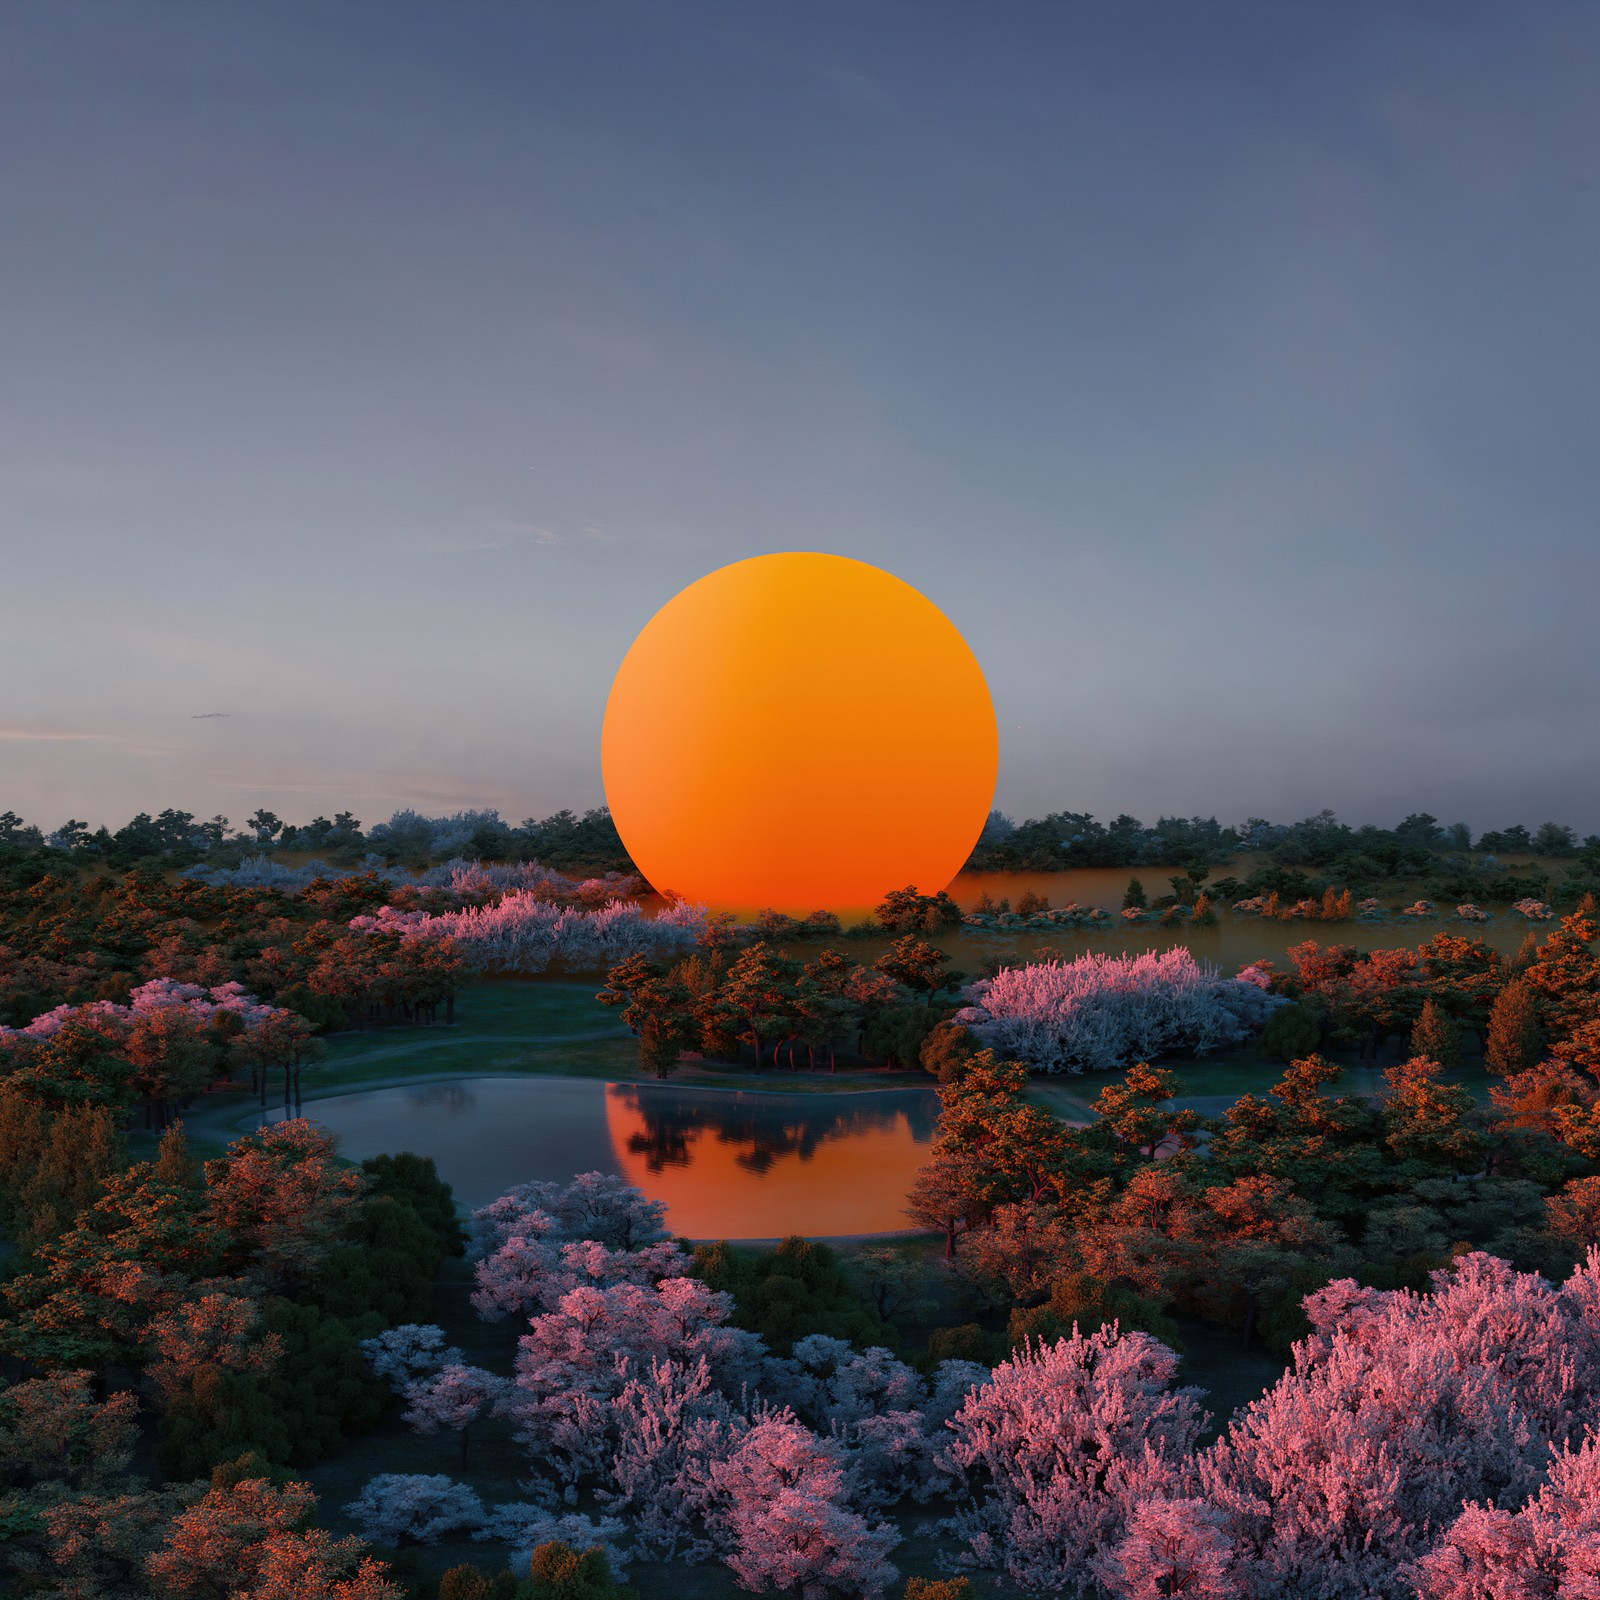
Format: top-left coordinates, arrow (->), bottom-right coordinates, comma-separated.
7,799 -> 1597,906
967,805 -> 1600,899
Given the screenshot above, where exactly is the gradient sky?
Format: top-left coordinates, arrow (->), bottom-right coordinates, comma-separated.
4,1 -> 1597,839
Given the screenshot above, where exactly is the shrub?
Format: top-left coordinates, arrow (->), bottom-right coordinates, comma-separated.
440,1567 -> 518,1600
343,1473 -> 488,1546
1256,1002 -> 1322,1061
519,1541 -> 636,1600
927,1323 -> 992,1364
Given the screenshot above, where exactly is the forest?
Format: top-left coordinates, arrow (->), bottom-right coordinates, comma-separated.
2,801 -> 1600,1597
4,803 -> 1599,908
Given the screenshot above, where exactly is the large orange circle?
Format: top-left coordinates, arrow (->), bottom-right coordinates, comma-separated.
601,553 -> 997,915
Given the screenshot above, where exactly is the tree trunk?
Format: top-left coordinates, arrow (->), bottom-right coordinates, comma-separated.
446,989 -> 455,1025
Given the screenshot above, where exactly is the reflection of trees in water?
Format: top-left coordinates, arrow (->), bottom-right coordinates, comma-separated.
404,1083 -> 478,1116
610,1086 -> 939,1176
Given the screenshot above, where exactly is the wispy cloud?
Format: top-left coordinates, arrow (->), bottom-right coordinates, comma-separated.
217,781 -> 331,794
401,517 -> 626,555
0,727 -> 114,741
191,712 -> 230,719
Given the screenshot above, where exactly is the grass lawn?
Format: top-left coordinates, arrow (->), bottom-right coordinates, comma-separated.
153,980 -> 1505,1173
305,980 -> 934,1098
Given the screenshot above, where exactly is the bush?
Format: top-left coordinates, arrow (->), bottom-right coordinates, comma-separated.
441,1568 -> 518,1600
1256,1002 -> 1323,1061
861,1004 -> 944,1069
905,1580 -> 972,1600
343,1473 -> 487,1546
157,1299 -> 387,1476
693,1236 -> 889,1353
918,1022 -> 983,1083
362,1152 -> 467,1259
926,1323 -> 992,1364
519,1542 -> 636,1600
1007,1272 -> 1183,1352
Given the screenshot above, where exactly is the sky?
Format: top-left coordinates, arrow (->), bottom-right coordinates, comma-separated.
3,1 -> 1598,839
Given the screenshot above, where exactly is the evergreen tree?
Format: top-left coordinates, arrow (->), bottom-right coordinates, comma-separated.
874,936 -> 962,1006
1410,999 -> 1462,1072
1381,1056 -> 1485,1175
709,942 -> 802,1068
918,1021 -> 983,1082
1524,911 -> 1600,1036
1123,877 -> 1148,910
361,1152 -> 465,1259
1486,978 -> 1544,1076
691,1235 -> 888,1353
1091,1064 -> 1205,1162
1256,1003 -> 1322,1062
153,1120 -> 201,1188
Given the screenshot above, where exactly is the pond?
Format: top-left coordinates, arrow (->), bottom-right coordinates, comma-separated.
259,1077 -> 940,1240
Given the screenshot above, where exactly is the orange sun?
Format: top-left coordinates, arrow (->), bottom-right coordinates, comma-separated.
601,552 -> 997,915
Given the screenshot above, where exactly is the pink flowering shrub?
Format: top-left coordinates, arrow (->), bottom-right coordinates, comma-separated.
360,1323 -> 463,1387
473,1504 -> 632,1575
765,1335 -> 978,1506
1092,1497 -> 1238,1600
940,1327 -> 1208,1594
602,1355 -> 744,1560
957,948 -> 1281,1073
0,978 -> 286,1045
470,1171 -> 670,1255
341,1474 -> 487,1545
1406,1432 -> 1600,1598
501,1277 -> 765,1482
400,1364 -> 508,1468
348,894 -> 708,974
1513,899 -> 1556,921
1197,1251 -> 1600,1596
700,1418 -> 901,1599
467,1172 -> 681,1322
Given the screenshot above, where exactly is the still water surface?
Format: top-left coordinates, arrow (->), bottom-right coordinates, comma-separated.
266,1077 -> 939,1240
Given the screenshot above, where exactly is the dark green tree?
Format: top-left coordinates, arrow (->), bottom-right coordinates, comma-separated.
874,936 -> 963,1007
1410,998 -> 1461,1072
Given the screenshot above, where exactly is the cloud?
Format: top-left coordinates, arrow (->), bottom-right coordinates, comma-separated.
0,727 -> 114,741
400,517 -> 630,555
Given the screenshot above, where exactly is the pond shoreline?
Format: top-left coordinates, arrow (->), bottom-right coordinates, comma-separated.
181,1073 -> 943,1240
